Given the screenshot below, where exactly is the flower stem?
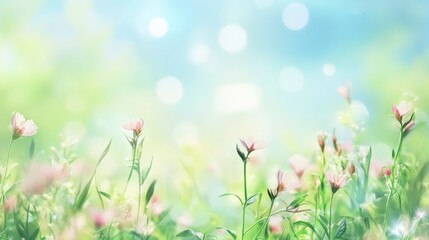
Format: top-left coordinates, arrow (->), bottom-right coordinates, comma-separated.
241,160 -> 248,240
252,199 -> 274,240
384,129 -> 404,229
311,189 -> 319,240
122,142 -> 137,200
328,192 -> 335,240
2,140 -> 13,192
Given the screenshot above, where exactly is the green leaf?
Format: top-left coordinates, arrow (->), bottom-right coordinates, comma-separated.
288,194 -> 307,210
236,144 -> 246,162
392,149 -> 395,159
29,139 -> 35,159
219,193 -> 243,205
73,180 -> 92,212
98,191 -> 111,199
319,214 -> 328,225
176,229 -> 203,239
216,227 -> 237,239
29,228 -> 40,240
294,221 -> 322,240
145,180 -> 156,205
318,214 -> 329,236
96,139 -> 112,167
246,193 -> 259,206
334,219 -> 347,238
140,158 -> 153,185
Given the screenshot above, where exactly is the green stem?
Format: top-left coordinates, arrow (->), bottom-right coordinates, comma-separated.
384,130 -> 404,229
311,189 -> 319,240
241,160 -> 248,240
122,143 -> 137,200
328,192 -> 335,240
252,199 -> 274,240
2,140 -> 14,198
136,154 -> 142,224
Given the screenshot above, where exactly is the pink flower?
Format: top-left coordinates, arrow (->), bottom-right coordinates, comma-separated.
338,86 -> 351,103
4,195 -> 17,212
317,132 -> 327,153
269,170 -> 288,197
269,216 -> 283,234
123,119 -> 144,136
392,103 -> 412,122
325,171 -> 350,194
383,167 -> 392,177
239,137 -> 262,154
91,208 -> 116,229
11,112 -> 37,139
288,155 -> 309,178
150,196 -> 166,216
21,163 -> 68,195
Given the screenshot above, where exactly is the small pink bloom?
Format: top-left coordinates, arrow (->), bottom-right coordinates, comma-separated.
317,132 -> 327,153
123,119 -> 144,136
91,208 -> 116,229
11,112 -> 37,139
269,216 -> 283,234
239,137 -> 262,154
348,164 -> 356,175
21,163 -> 68,195
325,171 -> 350,194
150,196 -> 166,216
4,195 -> 17,212
403,121 -> 415,135
288,155 -> 309,178
338,86 -> 351,103
383,167 -> 392,177
392,103 -> 412,122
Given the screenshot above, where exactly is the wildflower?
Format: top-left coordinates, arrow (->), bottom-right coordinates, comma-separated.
383,167 -> 392,177
4,195 -> 17,212
403,120 -> 415,137
136,215 -> 155,236
11,112 -> 37,139
268,170 -> 286,199
123,119 -> 144,137
269,216 -> 283,234
239,137 -> 261,155
338,85 -> 351,103
317,132 -> 327,153
348,164 -> 356,175
21,163 -> 68,195
392,103 -> 412,123
90,208 -> 116,229
325,171 -> 350,194
288,155 -> 309,178
150,196 -> 166,216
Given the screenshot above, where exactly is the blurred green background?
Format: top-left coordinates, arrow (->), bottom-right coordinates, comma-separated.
1,0 -> 428,225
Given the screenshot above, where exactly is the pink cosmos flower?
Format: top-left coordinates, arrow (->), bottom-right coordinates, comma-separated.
239,137 -> 262,154
11,112 -> 37,139
325,171 -> 351,194
392,103 -> 412,122
288,155 -> 309,178
338,86 -> 351,103
269,170 -> 288,197
4,195 -> 17,212
123,119 -> 144,136
269,216 -> 283,234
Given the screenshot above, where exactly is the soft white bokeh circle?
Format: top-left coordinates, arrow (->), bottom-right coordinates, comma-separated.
218,24 -> 247,53
278,67 -> 304,92
172,121 -> 199,145
148,17 -> 168,38
189,44 -> 210,63
254,0 -> 273,8
156,76 -> 183,105
323,63 -> 336,76
214,83 -> 260,113
282,3 -> 309,30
